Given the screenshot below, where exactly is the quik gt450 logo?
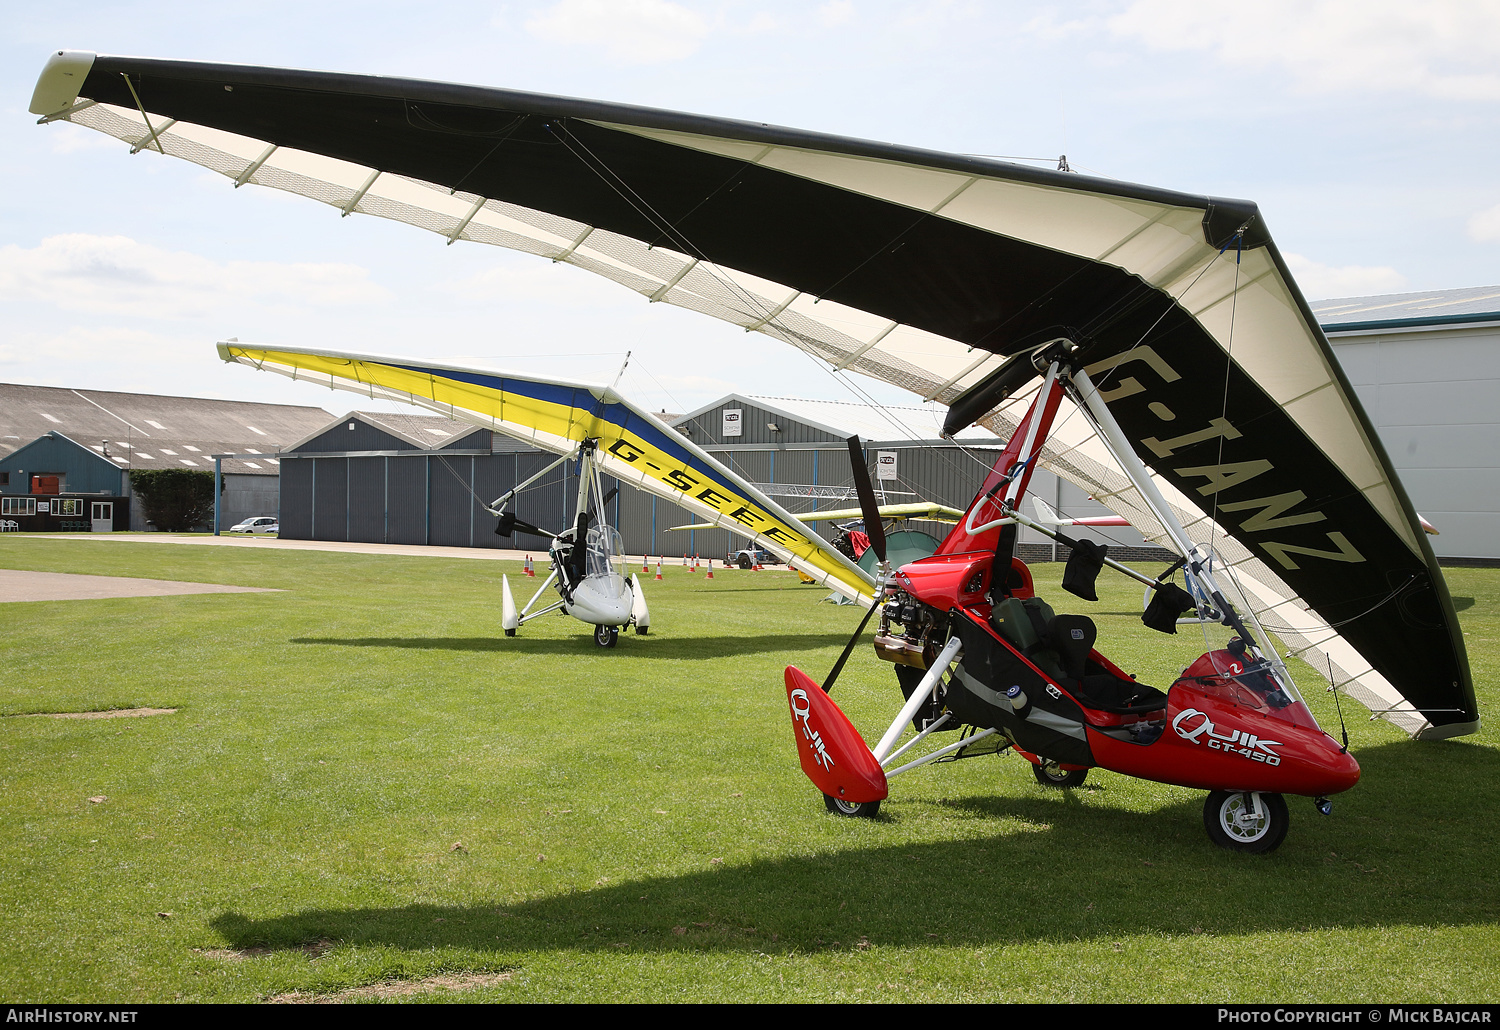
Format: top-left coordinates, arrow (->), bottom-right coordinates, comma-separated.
789,689 -> 836,771
1172,708 -> 1283,766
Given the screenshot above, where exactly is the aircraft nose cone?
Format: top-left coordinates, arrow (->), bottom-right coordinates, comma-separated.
1310,736 -> 1361,795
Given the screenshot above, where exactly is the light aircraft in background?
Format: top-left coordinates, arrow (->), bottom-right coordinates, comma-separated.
35,51 -> 1474,851
211,342 -> 877,649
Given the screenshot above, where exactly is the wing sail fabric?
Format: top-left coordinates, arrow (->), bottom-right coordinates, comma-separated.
216,343 -> 875,603
38,51 -> 1472,736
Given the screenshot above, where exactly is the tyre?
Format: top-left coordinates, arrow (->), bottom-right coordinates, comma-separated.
738,555 -> 752,569
823,793 -> 881,818
1203,790 -> 1289,854
593,624 -> 619,648
1032,760 -> 1088,788
635,625 -> 649,635
504,628 -> 516,637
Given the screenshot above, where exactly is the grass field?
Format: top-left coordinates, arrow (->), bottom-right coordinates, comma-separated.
2,535 -> 1497,1003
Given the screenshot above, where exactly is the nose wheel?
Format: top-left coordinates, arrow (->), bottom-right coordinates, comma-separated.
593,624 -> 619,648
1204,790 -> 1288,853
824,793 -> 881,819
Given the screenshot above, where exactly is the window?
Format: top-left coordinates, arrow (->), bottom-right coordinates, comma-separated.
1,497 -> 36,516
52,498 -> 84,516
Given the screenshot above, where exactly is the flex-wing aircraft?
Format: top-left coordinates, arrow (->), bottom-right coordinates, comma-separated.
33,50 -> 1476,848
214,342 -> 875,648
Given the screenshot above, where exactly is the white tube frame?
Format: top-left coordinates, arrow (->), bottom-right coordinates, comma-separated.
885,727 -> 1001,779
871,635 -> 964,763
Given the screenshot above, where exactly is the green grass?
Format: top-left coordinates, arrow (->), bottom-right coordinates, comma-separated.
1,535 -> 1497,1003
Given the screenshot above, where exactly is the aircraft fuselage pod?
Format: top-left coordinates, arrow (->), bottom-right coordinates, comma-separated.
496,440 -> 648,648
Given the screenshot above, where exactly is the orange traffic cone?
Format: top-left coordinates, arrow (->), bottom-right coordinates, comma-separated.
655,558 -> 663,581
705,558 -> 714,581
692,553 -> 699,571
642,556 -> 651,573
524,554 -> 535,577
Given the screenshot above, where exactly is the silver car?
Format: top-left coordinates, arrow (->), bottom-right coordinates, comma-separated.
228,516 -> 279,534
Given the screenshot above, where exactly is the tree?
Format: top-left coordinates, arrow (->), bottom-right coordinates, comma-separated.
128,469 -> 221,532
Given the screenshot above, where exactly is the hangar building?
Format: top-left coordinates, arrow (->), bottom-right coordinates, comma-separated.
1310,285 -> 1500,564
0,383 -> 332,532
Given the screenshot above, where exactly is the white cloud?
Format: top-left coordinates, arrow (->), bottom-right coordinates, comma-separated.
432,258 -> 637,307
1107,0 -> 1500,100
524,0 -> 711,64
1468,203 -> 1500,243
818,1 -> 855,28
0,234 -> 387,318
1284,253 -> 1407,299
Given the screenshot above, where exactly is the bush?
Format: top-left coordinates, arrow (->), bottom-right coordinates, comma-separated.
128,469 -> 221,532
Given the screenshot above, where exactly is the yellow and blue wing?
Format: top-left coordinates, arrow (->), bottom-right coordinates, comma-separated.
218,342 -> 875,602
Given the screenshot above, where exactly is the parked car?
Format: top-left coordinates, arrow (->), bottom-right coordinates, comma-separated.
727,547 -> 779,569
228,516 -> 279,534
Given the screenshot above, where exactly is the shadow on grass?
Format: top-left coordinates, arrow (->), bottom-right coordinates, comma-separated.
290,632 -> 855,658
209,736 -> 1500,957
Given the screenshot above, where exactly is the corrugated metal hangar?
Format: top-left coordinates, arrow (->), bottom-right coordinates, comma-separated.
0,384 -> 331,531
273,399 -> 1010,560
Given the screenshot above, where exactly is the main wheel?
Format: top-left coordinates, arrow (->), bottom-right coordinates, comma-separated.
1032,760 -> 1088,788
504,628 -> 516,637
1203,790 -> 1289,853
593,624 -> 619,648
738,555 -> 752,569
823,793 -> 881,819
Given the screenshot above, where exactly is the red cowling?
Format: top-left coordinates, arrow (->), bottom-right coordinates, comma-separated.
785,667 -> 889,804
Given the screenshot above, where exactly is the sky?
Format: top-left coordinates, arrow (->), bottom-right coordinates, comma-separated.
2,0 -> 1498,419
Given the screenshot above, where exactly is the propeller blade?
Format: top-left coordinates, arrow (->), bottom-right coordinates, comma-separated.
846,436 -> 887,565
821,436 -> 889,695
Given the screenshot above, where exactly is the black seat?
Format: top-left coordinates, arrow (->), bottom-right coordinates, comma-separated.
1044,614 -> 1097,681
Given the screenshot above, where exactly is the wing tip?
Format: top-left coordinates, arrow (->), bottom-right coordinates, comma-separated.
1413,718 -> 1479,742
31,50 -> 96,117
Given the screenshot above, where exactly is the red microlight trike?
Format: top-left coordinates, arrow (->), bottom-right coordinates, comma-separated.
786,341 -> 1359,853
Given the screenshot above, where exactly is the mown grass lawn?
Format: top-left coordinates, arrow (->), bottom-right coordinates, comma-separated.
1,535 -> 1497,1003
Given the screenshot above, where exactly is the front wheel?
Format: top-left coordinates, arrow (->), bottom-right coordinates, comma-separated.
593,624 -> 619,648
823,793 -> 881,819
1203,790 -> 1288,854
738,555 -> 752,569
1032,760 -> 1088,788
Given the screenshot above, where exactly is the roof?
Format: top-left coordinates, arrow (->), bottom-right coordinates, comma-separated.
0,382 -> 333,475
1312,285 -> 1500,333
675,393 -> 996,444
353,410 -> 480,447
282,409 -> 490,453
